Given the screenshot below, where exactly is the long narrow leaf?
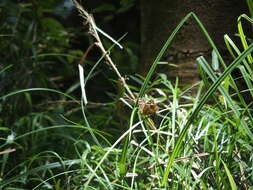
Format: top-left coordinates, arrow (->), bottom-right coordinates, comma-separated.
197,56 -> 253,140
224,34 -> 253,76
0,64 -> 13,74
0,160 -> 81,188
84,120 -> 143,189
138,12 -> 227,102
119,107 -> 138,176
138,12 -> 192,100
162,43 -> 253,185
237,14 -> 253,63
221,160 -> 238,190
247,0 -> 253,18
0,88 -> 78,103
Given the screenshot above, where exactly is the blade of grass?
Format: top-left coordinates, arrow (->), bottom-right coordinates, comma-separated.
162,43 -> 253,186
138,12 -> 227,102
239,65 -> 253,98
30,53 -> 79,59
60,115 -> 112,145
0,159 -> 81,188
197,61 -> 223,110
224,34 -> 253,76
119,107 -> 138,176
80,99 -> 101,146
237,14 -> 253,64
224,34 -> 239,59
247,0 -> 253,18
0,88 -> 78,103
132,12 -> 252,186
33,169 -> 79,190
197,56 -> 253,137
84,118 -> 142,189
221,159 -> 238,190
138,12 -> 192,100
0,64 -> 13,74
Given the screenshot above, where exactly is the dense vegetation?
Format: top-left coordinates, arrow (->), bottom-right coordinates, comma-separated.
1,0 -> 253,189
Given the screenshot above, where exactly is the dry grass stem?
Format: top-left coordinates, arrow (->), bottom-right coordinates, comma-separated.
0,149 -> 16,155
72,0 -> 136,101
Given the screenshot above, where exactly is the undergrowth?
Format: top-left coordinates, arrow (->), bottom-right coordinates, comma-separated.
1,1 -> 253,189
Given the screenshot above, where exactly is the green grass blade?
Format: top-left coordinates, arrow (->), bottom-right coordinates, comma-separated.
224,34 -> 240,59
30,53 -> 79,59
0,64 -> 13,74
119,107 -> 138,176
237,14 -> 253,63
0,159 -> 81,188
84,119 -> 143,189
247,0 -> 253,18
197,56 -> 252,136
239,65 -> 253,98
138,12 -> 227,102
221,160 -> 238,190
33,169 -> 79,190
224,34 -> 253,76
0,88 -> 78,103
162,43 -> 253,186
138,12 -> 192,100
81,99 -> 101,146
197,55 -> 224,110
191,13 -> 226,69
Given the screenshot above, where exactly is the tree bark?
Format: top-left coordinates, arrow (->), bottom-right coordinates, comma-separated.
140,0 -> 248,87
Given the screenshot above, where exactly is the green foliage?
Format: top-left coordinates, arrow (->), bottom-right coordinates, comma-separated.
1,0 -> 253,189
247,0 -> 253,18
80,9 -> 253,189
0,0 -> 139,188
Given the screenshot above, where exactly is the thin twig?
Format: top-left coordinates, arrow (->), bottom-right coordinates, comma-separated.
72,0 -> 135,101
0,148 -> 16,155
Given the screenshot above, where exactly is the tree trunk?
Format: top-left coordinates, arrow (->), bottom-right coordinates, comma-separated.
140,0 -> 248,88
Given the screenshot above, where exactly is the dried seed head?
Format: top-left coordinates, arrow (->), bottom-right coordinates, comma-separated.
139,99 -> 159,115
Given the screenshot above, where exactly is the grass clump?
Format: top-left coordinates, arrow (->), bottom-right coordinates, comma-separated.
1,1 -> 253,189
